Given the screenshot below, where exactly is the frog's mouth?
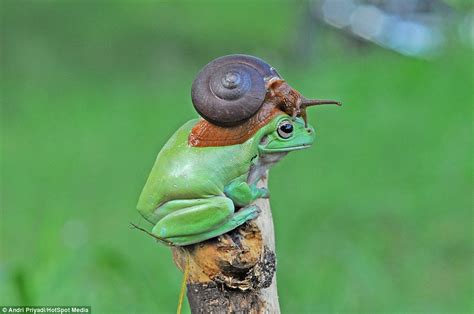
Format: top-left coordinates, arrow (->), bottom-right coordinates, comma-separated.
258,135 -> 313,153
260,144 -> 311,153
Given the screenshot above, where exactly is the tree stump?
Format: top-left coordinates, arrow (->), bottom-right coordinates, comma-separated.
172,176 -> 280,313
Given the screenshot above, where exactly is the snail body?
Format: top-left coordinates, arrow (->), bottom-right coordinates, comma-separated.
189,54 -> 340,147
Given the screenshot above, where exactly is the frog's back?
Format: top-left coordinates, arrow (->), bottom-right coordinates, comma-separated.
137,119 -> 255,222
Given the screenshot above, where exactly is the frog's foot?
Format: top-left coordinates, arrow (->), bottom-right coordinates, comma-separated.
225,178 -> 270,206
166,205 -> 261,246
152,196 -> 234,240
234,205 -> 261,223
258,187 -> 270,199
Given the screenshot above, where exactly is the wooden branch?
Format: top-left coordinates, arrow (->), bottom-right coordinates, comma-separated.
172,176 -> 280,313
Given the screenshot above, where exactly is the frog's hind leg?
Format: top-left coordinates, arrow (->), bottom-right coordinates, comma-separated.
167,205 -> 260,246
152,196 -> 260,246
152,196 -> 234,240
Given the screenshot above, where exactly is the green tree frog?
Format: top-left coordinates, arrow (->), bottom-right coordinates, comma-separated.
137,114 -> 315,246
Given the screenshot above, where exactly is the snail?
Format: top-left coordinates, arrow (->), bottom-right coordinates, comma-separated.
189,54 -> 341,147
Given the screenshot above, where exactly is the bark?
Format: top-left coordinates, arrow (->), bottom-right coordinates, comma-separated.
172,177 -> 280,314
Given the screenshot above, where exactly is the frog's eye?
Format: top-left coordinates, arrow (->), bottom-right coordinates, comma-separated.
277,121 -> 293,139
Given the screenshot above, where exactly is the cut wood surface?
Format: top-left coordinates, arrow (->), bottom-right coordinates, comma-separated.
172,176 -> 280,313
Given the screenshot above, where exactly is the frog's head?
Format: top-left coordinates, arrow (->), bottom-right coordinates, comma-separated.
258,115 -> 315,154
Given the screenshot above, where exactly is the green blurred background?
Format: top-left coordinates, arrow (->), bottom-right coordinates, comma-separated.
1,1 -> 472,313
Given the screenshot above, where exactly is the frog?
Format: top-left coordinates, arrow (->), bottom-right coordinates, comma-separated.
136,113 -> 315,246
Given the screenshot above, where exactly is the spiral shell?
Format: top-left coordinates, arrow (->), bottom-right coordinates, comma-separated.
191,54 -> 280,127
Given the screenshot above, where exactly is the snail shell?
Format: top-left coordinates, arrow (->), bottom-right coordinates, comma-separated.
191,54 -> 280,127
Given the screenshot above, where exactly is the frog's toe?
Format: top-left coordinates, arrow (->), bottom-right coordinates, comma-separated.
235,205 -> 260,223
260,188 -> 270,198
247,205 -> 261,220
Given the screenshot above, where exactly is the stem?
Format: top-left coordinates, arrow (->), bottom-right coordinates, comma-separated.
171,176 -> 280,313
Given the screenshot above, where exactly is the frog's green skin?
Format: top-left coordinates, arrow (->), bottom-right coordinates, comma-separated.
137,114 -> 315,246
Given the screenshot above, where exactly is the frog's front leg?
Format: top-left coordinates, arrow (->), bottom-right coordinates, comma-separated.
224,176 -> 269,207
152,196 -> 260,246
